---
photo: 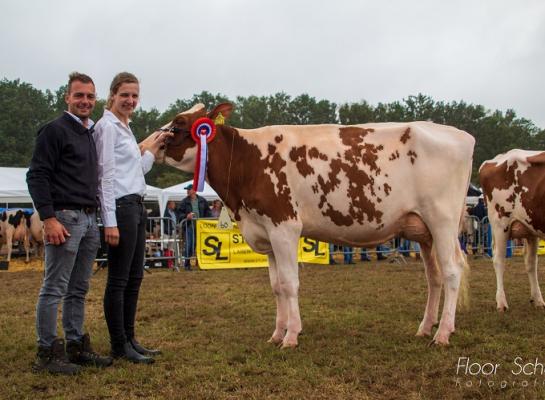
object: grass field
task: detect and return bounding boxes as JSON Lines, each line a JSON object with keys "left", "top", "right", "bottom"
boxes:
{"left": 2, "top": 256, "right": 545, "bottom": 399}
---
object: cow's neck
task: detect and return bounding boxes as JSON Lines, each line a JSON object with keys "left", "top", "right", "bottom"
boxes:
{"left": 206, "top": 125, "right": 243, "bottom": 213}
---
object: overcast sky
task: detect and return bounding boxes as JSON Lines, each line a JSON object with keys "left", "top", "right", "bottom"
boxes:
{"left": 1, "top": 0, "right": 544, "bottom": 128}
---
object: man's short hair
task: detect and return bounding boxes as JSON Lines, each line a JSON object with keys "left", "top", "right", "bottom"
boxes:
{"left": 67, "top": 72, "right": 95, "bottom": 93}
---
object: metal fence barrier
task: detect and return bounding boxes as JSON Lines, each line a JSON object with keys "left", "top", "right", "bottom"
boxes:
{"left": 330, "top": 216, "right": 524, "bottom": 264}
{"left": 91, "top": 215, "right": 526, "bottom": 271}
{"left": 95, "top": 216, "right": 180, "bottom": 273}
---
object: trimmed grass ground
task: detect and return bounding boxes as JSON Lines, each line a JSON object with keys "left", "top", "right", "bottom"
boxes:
{"left": 2, "top": 256, "right": 545, "bottom": 399}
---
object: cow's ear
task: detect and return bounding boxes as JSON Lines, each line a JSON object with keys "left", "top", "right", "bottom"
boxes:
{"left": 208, "top": 103, "right": 233, "bottom": 123}
{"left": 527, "top": 152, "right": 545, "bottom": 165}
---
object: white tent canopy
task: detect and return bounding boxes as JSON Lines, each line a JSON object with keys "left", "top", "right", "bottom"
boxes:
{"left": 160, "top": 179, "right": 220, "bottom": 215}
{"left": 0, "top": 167, "right": 32, "bottom": 203}
{"left": 0, "top": 167, "right": 163, "bottom": 209}
{"left": 162, "top": 180, "right": 220, "bottom": 202}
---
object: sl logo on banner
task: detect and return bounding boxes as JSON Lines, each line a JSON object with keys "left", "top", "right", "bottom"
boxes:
{"left": 195, "top": 220, "right": 329, "bottom": 269}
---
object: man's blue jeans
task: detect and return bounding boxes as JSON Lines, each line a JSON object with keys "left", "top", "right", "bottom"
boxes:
{"left": 36, "top": 210, "right": 100, "bottom": 347}
{"left": 184, "top": 222, "right": 195, "bottom": 270}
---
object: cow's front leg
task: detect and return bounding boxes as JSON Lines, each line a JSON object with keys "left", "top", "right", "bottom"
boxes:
{"left": 267, "top": 253, "right": 288, "bottom": 345}
{"left": 6, "top": 236, "right": 12, "bottom": 262}
{"left": 492, "top": 227, "right": 509, "bottom": 312}
{"left": 24, "top": 235, "right": 30, "bottom": 263}
{"left": 269, "top": 227, "right": 302, "bottom": 348}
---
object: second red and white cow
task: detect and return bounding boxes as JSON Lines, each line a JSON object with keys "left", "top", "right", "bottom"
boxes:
{"left": 156, "top": 103, "right": 475, "bottom": 346}
{"left": 480, "top": 149, "right": 545, "bottom": 311}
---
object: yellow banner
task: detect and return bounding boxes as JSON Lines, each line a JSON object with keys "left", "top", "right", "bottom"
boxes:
{"left": 195, "top": 220, "right": 329, "bottom": 269}
{"left": 539, "top": 240, "right": 545, "bottom": 256}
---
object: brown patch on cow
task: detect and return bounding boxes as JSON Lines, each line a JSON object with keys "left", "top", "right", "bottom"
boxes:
{"left": 274, "top": 135, "right": 283, "bottom": 143}
{"left": 206, "top": 126, "right": 296, "bottom": 225}
{"left": 407, "top": 150, "right": 418, "bottom": 164}
{"left": 314, "top": 127, "right": 385, "bottom": 226}
{"left": 384, "top": 183, "right": 392, "bottom": 196}
{"left": 480, "top": 161, "right": 518, "bottom": 203}
{"left": 518, "top": 161, "right": 545, "bottom": 233}
{"left": 289, "top": 145, "right": 315, "bottom": 177}
{"left": 268, "top": 144, "right": 276, "bottom": 155}
{"left": 389, "top": 150, "right": 400, "bottom": 161}
{"left": 506, "top": 192, "right": 516, "bottom": 203}
{"left": 481, "top": 157, "right": 545, "bottom": 233}
{"left": 494, "top": 203, "right": 511, "bottom": 219}
{"left": 308, "top": 147, "right": 328, "bottom": 161}
{"left": 400, "top": 128, "right": 411, "bottom": 144}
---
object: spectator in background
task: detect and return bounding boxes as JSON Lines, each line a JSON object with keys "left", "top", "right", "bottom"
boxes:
{"left": 163, "top": 201, "right": 177, "bottom": 250}
{"left": 470, "top": 197, "right": 487, "bottom": 221}
{"left": 176, "top": 184, "right": 212, "bottom": 270}
{"left": 470, "top": 196, "right": 488, "bottom": 254}
{"left": 360, "top": 246, "right": 388, "bottom": 262}
{"left": 210, "top": 200, "right": 223, "bottom": 218}
{"left": 343, "top": 246, "right": 355, "bottom": 264}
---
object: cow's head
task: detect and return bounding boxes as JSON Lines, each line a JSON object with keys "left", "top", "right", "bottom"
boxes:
{"left": 154, "top": 103, "right": 233, "bottom": 172}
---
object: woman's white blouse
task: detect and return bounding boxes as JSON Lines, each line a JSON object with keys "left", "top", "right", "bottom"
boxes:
{"left": 93, "top": 109, "right": 154, "bottom": 227}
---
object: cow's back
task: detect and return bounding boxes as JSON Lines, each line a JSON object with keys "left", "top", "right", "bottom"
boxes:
{"left": 480, "top": 149, "right": 545, "bottom": 237}
{"left": 236, "top": 121, "right": 474, "bottom": 244}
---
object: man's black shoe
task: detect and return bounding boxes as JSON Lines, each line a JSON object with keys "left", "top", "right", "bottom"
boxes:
{"left": 66, "top": 333, "right": 113, "bottom": 368}
{"left": 111, "top": 342, "right": 155, "bottom": 364}
{"left": 32, "top": 338, "right": 81, "bottom": 375}
{"left": 129, "top": 337, "right": 162, "bottom": 356}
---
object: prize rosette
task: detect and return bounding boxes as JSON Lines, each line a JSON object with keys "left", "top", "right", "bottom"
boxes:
{"left": 191, "top": 117, "right": 217, "bottom": 192}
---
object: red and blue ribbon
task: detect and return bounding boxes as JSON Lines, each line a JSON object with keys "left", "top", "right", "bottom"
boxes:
{"left": 191, "top": 117, "right": 217, "bottom": 192}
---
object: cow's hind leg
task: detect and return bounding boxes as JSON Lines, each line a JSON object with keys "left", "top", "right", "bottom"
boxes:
{"left": 524, "top": 236, "right": 544, "bottom": 308}
{"left": 399, "top": 214, "right": 440, "bottom": 337}
{"left": 430, "top": 229, "right": 466, "bottom": 345}
{"left": 416, "top": 241, "right": 441, "bottom": 337}
{"left": 267, "top": 253, "right": 289, "bottom": 345}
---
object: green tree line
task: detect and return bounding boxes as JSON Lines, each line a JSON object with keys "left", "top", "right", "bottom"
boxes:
{"left": 1, "top": 78, "right": 543, "bottom": 187}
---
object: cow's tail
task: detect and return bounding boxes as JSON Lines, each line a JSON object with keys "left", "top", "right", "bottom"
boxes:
{"left": 456, "top": 153, "right": 473, "bottom": 311}
{"left": 456, "top": 243, "right": 470, "bottom": 310}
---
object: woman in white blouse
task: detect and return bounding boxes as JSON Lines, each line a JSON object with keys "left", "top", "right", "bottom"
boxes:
{"left": 93, "top": 72, "right": 169, "bottom": 364}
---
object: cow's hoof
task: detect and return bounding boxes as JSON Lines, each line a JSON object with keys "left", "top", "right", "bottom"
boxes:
{"left": 428, "top": 338, "right": 450, "bottom": 347}
{"left": 530, "top": 299, "right": 545, "bottom": 309}
{"left": 431, "top": 330, "right": 451, "bottom": 346}
{"left": 497, "top": 305, "right": 508, "bottom": 313}
{"left": 281, "top": 341, "right": 298, "bottom": 349}
{"left": 267, "top": 336, "right": 283, "bottom": 346}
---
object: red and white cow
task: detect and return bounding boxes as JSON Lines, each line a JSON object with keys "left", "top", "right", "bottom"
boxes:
{"left": 0, "top": 210, "right": 31, "bottom": 262}
{"left": 155, "top": 103, "right": 475, "bottom": 346}
{"left": 480, "top": 149, "right": 545, "bottom": 311}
